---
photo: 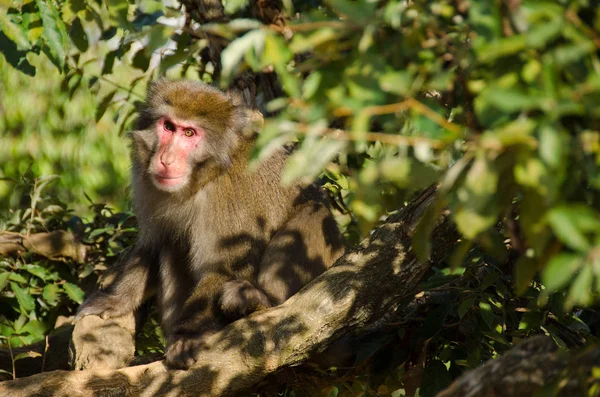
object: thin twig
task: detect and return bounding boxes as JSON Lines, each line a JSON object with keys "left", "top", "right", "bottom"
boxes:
{"left": 289, "top": 21, "right": 349, "bottom": 32}
{"left": 293, "top": 123, "right": 449, "bottom": 149}
{"left": 41, "top": 336, "right": 48, "bottom": 373}
{"left": 8, "top": 338, "right": 14, "bottom": 381}
{"left": 332, "top": 98, "right": 463, "bottom": 135}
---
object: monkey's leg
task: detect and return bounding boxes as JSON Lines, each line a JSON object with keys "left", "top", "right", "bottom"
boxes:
{"left": 76, "top": 246, "right": 157, "bottom": 320}
{"left": 219, "top": 279, "right": 273, "bottom": 320}
{"left": 258, "top": 203, "right": 345, "bottom": 304}
{"left": 163, "top": 271, "right": 236, "bottom": 369}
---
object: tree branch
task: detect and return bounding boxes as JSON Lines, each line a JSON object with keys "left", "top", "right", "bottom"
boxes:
{"left": 437, "top": 335, "right": 600, "bottom": 397}
{"left": 0, "top": 231, "right": 86, "bottom": 263}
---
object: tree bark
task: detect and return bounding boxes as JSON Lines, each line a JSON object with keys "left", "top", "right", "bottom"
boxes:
{"left": 437, "top": 335, "right": 600, "bottom": 397}
{"left": 0, "top": 186, "right": 460, "bottom": 396}
{"left": 0, "top": 231, "right": 86, "bottom": 262}
{"left": 69, "top": 314, "right": 136, "bottom": 371}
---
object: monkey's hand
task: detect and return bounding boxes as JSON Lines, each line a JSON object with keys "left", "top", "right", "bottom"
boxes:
{"left": 76, "top": 292, "right": 132, "bottom": 321}
{"left": 165, "top": 333, "right": 213, "bottom": 369}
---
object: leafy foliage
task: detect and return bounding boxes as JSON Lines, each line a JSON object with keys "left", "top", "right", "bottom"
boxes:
{"left": 1, "top": 0, "right": 600, "bottom": 394}
{"left": 0, "top": 174, "right": 136, "bottom": 348}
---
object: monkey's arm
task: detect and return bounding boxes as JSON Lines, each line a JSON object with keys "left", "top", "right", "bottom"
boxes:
{"left": 76, "top": 245, "right": 157, "bottom": 320}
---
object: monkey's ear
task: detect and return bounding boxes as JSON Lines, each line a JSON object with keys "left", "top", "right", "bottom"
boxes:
{"left": 225, "top": 89, "right": 247, "bottom": 108}
{"left": 247, "top": 110, "right": 264, "bottom": 136}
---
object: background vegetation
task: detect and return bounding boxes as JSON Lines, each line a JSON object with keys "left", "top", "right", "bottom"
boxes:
{"left": 1, "top": 0, "right": 599, "bottom": 395}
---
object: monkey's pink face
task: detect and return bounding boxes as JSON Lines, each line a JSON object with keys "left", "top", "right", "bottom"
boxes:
{"left": 150, "top": 118, "right": 205, "bottom": 192}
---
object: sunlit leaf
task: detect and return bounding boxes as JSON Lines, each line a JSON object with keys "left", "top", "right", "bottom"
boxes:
{"left": 479, "top": 301, "right": 494, "bottom": 329}
{"left": 221, "top": 29, "right": 265, "bottom": 85}
{"left": 567, "top": 264, "right": 593, "bottom": 307}
{"left": 10, "top": 282, "right": 35, "bottom": 313}
{"left": 0, "top": 272, "right": 10, "bottom": 292}
{"left": 36, "top": 0, "right": 70, "bottom": 71}
{"left": 0, "top": 12, "right": 30, "bottom": 50}
{"left": 43, "top": 284, "right": 60, "bottom": 306}
{"left": 14, "top": 351, "right": 42, "bottom": 361}
{"left": 24, "top": 265, "right": 48, "bottom": 281}
{"left": 547, "top": 206, "right": 600, "bottom": 252}
{"left": 63, "top": 282, "right": 85, "bottom": 304}
{"left": 542, "top": 253, "right": 582, "bottom": 291}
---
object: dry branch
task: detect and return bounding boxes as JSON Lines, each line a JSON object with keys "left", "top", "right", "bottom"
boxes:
{"left": 0, "top": 186, "right": 459, "bottom": 396}
{"left": 0, "top": 231, "right": 86, "bottom": 262}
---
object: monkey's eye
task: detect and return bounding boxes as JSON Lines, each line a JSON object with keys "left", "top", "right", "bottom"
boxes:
{"left": 183, "top": 128, "right": 195, "bottom": 137}
{"left": 164, "top": 120, "right": 176, "bottom": 132}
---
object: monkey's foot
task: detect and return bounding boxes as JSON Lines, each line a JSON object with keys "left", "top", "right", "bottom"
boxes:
{"left": 165, "top": 335, "right": 210, "bottom": 369}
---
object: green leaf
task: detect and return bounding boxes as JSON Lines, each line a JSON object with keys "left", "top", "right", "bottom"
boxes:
{"left": 89, "top": 226, "right": 115, "bottom": 239}
{"left": 8, "top": 272, "right": 28, "bottom": 284}
{"left": 221, "top": 29, "right": 266, "bottom": 85}
{"left": 36, "top": 0, "right": 70, "bottom": 71}
{"left": 379, "top": 70, "right": 414, "bottom": 96}
{"left": 479, "top": 301, "right": 494, "bottom": 329}
{"left": 553, "top": 41, "right": 595, "bottom": 66}
{"left": 10, "top": 282, "right": 35, "bottom": 313}
{"left": 106, "top": 0, "right": 130, "bottom": 27}
{"left": 539, "top": 125, "right": 566, "bottom": 169}
{"left": 63, "top": 282, "right": 85, "bottom": 304}
{"left": 412, "top": 196, "right": 446, "bottom": 262}
{"left": 525, "top": 16, "right": 562, "bottom": 49}
{"left": 326, "top": 0, "right": 376, "bottom": 25}
{"left": 20, "top": 320, "right": 47, "bottom": 340}
{"left": 542, "top": 253, "right": 582, "bottom": 291}
{"left": 0, "top": 272, "right": 10, "bottom": 292}
{"left": 23, "top": 265, "right": 48, "bottom": 281}
{"left": 380, "top": 157, "right": 411, "bottom": 187}
{"left": 477, "top": 36, "right": 526, "bottom": 63}
{"left": 458, "top": 297, "right": 475, "bottom": 319}
{"left": 14, "top": 351, "right": 42, "bottom": 361}
{"left": 515, "top": 257, "right": 537, "bottom": 295}
{"left": 261, "top": 33, "right": 293, "bottom": 69}
{"left": 0, "top": 12, "right": 31, "bottom": 51}
{"left": 455, "top": 209, "right": 497, "bottom": 240}
{"left": 283, "top": 136, "right": 346, "bottom": 185}
{"left": 43, "top": 284, "right": 60, "bottom": 306}
{"left": 547, "top": 206, "right": 600, "bottom": 252}
{"left": 518, "top": 311, "right": 543, "bottom": 330}
{"left": 224, "top": 0, "right": 248, "bottom": 15}
{"left": 567, "top": 264, "right": 593, "bottom": 307}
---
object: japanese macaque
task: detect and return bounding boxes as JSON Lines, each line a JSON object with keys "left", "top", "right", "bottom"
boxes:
{"left": 76, "top": 80, "right": 345, "bottom": 369}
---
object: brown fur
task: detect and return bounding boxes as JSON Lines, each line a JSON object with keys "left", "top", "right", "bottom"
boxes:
{"left": 77, "top": 80, "right": 345, "bottom": 369}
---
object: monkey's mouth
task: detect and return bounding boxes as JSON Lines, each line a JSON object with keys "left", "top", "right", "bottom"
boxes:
{"left": 153, "top": 174, "right": 187, "bottom": 188}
